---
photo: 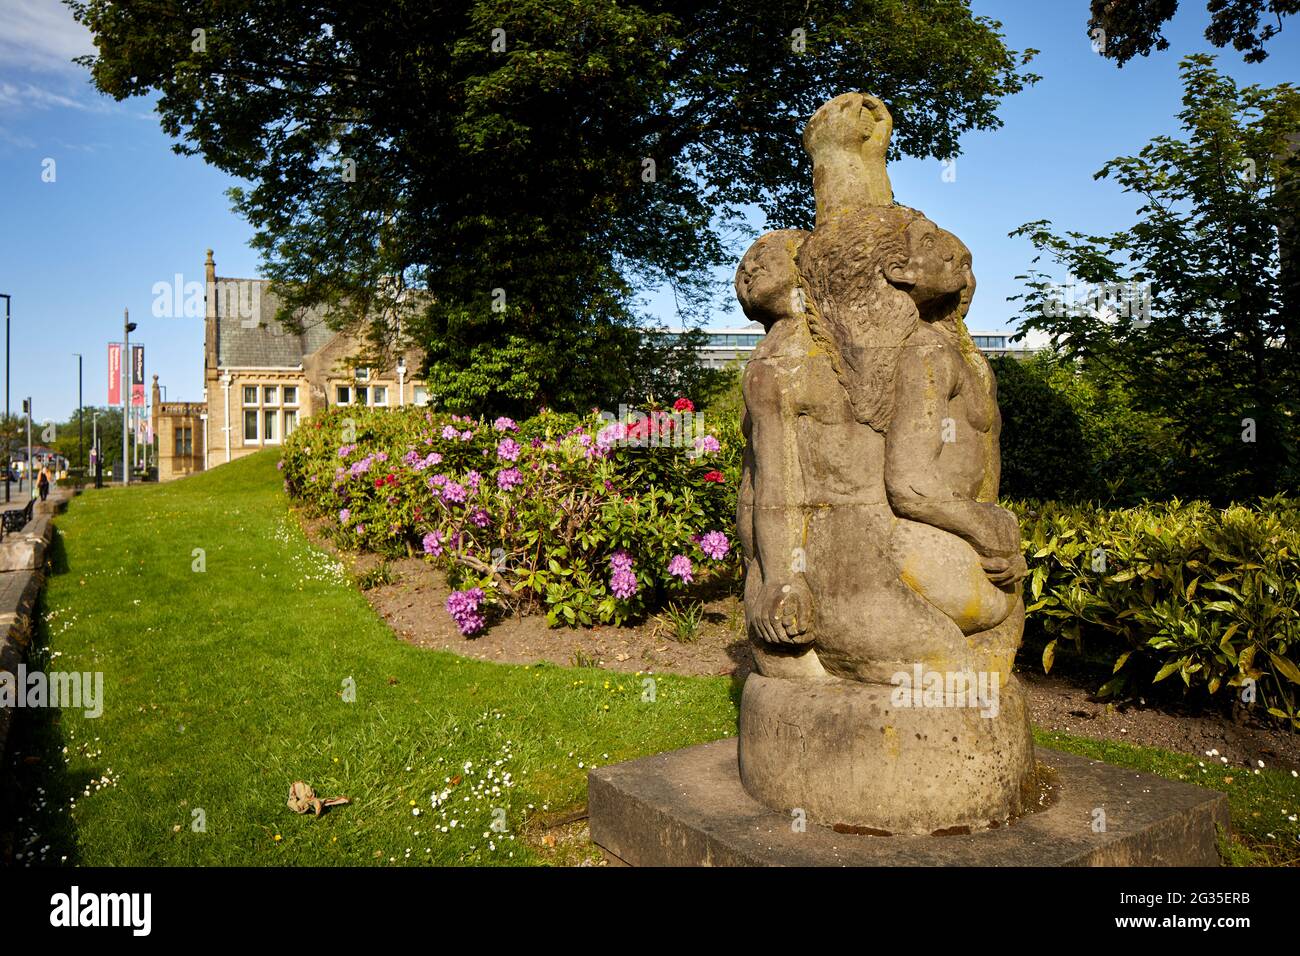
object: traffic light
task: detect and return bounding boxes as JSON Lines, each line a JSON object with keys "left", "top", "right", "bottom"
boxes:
{"left": 21, "top": 399, "right": 28, "bottom": 415}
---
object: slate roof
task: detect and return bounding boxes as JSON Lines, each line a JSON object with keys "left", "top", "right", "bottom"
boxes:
{"left": 213, "top": 277, "right": 338, "bottom": 368}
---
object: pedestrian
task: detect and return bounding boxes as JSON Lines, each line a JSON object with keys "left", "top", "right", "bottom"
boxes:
{"left": 37, "top": 461, "right": 51, "bottom": 502}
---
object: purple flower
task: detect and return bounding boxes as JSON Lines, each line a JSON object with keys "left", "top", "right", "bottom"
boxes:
{"left": 429, "top": 473, "right": 448, "bottom": 487}
{"left": 470, "top": 509, "right": 490, "bottom": 528}
{"left": 441, "top": 481, "right": 467, "bottom": 505}
{"left": 609, "top": 548, "right": 633, "bottom": 573}
{"left": 497, "top": 467, "right": 522, "bottom": 491}
{"left": 694, "top": 434, "right": 721, "bottom": 454}
{"left": 698, "top": 531, "right": 730, "bottom": 561}
{"left": 349, "top": 456, "right": 373, "bottom": 478}
{"left": 446, "top": 588, "right": 486, "bottom": 636}
{"left": 426, "top": 452, "right": 442, "bottom": 467}
{"left": 339, "top": 508, "right": 351, "bottom": 525}
{"left": 465, "top": 470, "right": 481, "bottom": 491}
{"left": 276, "top": 459, "right": 285, "bottom": 471}
{"left": 610, "top": 567, "right": 638, "bottom": 600}
{"left": 493, "top": 417, "right": 518, "bottom": 432}
{"left": 402, "top": 449, "right": 421, "bottom": 467}
{"left": 460, "top": 430, "right": 474, "bottom": 441}
{"left": 354, "top": 524, "right": 365, "bottom": 535}
{"left": 422, "top": 531, "right": 444, "bottom": 556}
{"left": 337, "top": 444, "right": 356, "bottom": 458}
{"left": 441, "top": 425, "right": 458, "bottom": 440}
{"left": 497, "top": 438, "right": 521, "bottom": 462}
{"left": 667, "top": 554, "right": 694, "bottom": 583}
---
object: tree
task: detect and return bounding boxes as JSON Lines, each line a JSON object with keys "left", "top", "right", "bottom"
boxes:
{"left": 990, "top": 355, "right": 1088, "bottom": 501}
{"left": 71, "top": 0, "right": 1037, "bottom": 414}
{"left": 1089, "top": 0, "right": 1298, "bottom": 66}
{"left": 1010, "top": 55, "right": 1300, "bottom": 502}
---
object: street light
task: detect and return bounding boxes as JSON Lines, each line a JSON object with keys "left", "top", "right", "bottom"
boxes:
{"left": 0, "top": 292, "right": 9, "bottom": 503}
{"left": 73, "top": 352, "right": 83, "bottom": 481}
{"left": 123, "top": 309, "right": 136, "bottom": 485}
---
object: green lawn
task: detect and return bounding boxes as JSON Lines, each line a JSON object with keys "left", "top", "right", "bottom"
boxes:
{"left": 2, "top": 451, "right": 736, "bottom": 865}
{"left": 1, "top": 449, "right": 1295, "bottom": 865}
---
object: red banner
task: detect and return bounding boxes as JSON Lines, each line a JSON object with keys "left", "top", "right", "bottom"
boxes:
{"left": 108, "top": 343, "right": 122, "bottom": 407}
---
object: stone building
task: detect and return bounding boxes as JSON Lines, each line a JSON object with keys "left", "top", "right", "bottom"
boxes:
{"left": 151, "top": 250, "right": 428, "bottom": 480}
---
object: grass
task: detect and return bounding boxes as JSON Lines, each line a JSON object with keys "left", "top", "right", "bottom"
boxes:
{"left": 1, "top": 448, "right": 1295, "bottom": 866}
{"left": 1033, "top": 730, "right": 1300, "bottom": 866}
{"left": 0, "top": 451, "right": 736, "bottom": 865}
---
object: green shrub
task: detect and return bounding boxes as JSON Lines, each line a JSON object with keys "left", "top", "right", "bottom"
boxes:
{"left": 1010, "top": 497, "right": 1300, "bottom": 725}
{"left": 280, "top": 400, "right": 742, "bottom": 634}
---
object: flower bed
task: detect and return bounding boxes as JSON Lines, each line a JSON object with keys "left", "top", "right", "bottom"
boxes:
{"left": 279, "top": 401, "right": 742, "bottom": 634}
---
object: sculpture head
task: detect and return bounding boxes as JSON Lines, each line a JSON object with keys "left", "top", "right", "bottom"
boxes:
{"left": 735, "top": 229, "right": 810, "bottom": 330}
{"left": 798, "top": 205, "right": 975, "bottom": 430}
{"left": 889, "top": 217, "right": 973, "bottom": 309}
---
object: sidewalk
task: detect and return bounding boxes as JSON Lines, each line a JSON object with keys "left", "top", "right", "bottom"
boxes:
{"left": 0, "top": 486, "right": 75, "bottom": 766}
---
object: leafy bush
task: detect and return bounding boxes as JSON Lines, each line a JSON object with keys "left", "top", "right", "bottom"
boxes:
{"left": 1011, "top": 497, "right": 1300, "bottom": 726}
{"left": 993, "top": 351, "right": 1181, "bottom": 503}
{"left": 280, "top": 400, "right": 741, "bottom": 633}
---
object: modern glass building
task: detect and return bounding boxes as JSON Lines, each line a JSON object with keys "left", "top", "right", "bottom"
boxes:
{"left": 674, "top": 322, "right": 1041, "bottom": 369}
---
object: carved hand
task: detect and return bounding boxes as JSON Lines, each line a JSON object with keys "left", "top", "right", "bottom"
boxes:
{"left": 750, "top": 577, "right": 815, "bottom": 646}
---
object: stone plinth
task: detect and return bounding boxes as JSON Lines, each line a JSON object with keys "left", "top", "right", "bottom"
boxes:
{"left": 588, "top": 737, "right": 1228, "bottom": 867}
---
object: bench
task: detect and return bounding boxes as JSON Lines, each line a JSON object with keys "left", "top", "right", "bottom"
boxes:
{"left": 0, "top": 498, "right": 35, "bottom": 537}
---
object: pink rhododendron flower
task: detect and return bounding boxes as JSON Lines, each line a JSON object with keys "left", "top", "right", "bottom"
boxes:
{"left": 446, "top": 588, "right": 486, "bottom": 635}
{"left": 497, "top": 438, "right": 521, "bottom": 461}
{"left": 667, "top": 554, "right": 693, "bottom": 583}
{"left": 497, "top": 467, "right": 522, "bottom": 490}
{"left": 698, "top": 531, "right": 730, "bottom": 560}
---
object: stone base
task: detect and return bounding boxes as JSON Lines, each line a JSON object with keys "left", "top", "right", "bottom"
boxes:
{"left": 588, "top": 738, "right": 1228, "bottom": 866}
{"left": 739, "top": 673, "right": 1035, "bottom": 835}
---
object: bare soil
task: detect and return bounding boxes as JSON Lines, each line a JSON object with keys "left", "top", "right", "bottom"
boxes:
{"left": 299, "top": 511, "right": 1300, "bottom": 773}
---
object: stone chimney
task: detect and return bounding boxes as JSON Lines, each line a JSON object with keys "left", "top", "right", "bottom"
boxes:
{"left": 203, "top": 248, "right": 218, "bottom": 372}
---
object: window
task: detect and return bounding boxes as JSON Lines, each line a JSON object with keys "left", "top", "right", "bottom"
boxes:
{"left": 243, "top": 409, "right": 259, "bottom": 443}
{"left": 174, "top": 427, "right": 185, "bottom": 457}
{"left": 263, "top": 385, "right": 279, "bottom": 406}
{"left": 371, "top": 385, "right": 388, "bottom": 406}
{"left": 243, "top": 385, "right": 258, "bottom": 405}
{"left": 284, "top": 409, "right": 298, "bottom": 437}
{"left": 413, "top": 385, "right": 430, "bottom": 407}
{"left": 183, "top": 426, "right": 193, "bottom": 456}
{"left": 263, "top": 409, "right": 279, "bottom": 444}
{"left": 283, "top": 386, "right": 298, "bottom": 406}
{"left": 355, "top": 386, "right": 369, "bottom": 406}
{"left": 336, "top": 385, "right": 351, "bottom": 405}
{"left": 355, "top": 367, "right": 371, "bottom": 382}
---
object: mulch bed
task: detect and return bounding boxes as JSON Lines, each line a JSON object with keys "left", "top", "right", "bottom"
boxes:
{"left": 298, "top": 509, "right": 1299, "bottom": 773}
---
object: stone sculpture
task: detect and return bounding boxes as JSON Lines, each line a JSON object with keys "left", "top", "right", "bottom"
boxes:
{"left": 735, "top": 93, "right": 1035, "bottom": 835}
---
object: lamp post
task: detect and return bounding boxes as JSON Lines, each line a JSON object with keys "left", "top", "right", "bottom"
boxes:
{"left": 1, "top": 292, "right": 9, "bottom": 503}
{"left": 73, "top": 352, "right": 83, "bottom": 480}
{"left": 123, "top": 309, "right": 136, "bottom": 484}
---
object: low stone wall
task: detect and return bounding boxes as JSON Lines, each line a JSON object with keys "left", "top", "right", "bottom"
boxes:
{"left": 0, "top": 489, "right": 74, "bottom": 764}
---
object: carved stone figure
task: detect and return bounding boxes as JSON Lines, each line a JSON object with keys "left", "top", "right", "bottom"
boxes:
{"left": 735, "top": 94, "right": 1035, "bottom": 835}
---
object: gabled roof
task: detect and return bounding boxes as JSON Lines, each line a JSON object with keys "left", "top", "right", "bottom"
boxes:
{"left": 214, "top": 278, "right": 338, "bottom": 368}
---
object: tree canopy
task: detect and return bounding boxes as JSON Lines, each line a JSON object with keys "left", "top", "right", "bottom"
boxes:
{"left": 1089, "top": 0, "right": 1298, "bottom": 66}
{"left": 1011, "top": 55, "right": 1300, "bottom": 501}
{"left": 71, "top": 0, "right": 1037, "bottom": 414}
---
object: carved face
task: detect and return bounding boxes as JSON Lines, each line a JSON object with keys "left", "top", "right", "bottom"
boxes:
{"left": 887, "top": 218, "right": 972, "bottom": 307}
{"left": 736, "top": 232, "right": 807, "bottom": 330}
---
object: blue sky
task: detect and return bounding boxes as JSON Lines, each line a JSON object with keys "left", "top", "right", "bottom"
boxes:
{"left": 0, "top": 1, "right": 1296, "bottom": 421}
